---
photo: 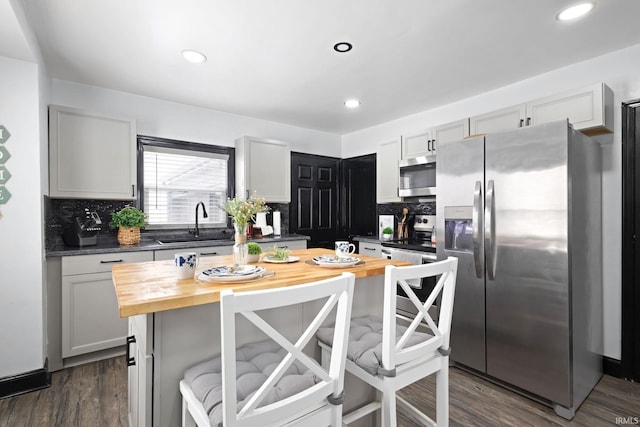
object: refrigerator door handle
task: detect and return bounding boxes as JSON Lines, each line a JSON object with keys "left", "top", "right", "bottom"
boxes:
{"left": 485, "top": 179, "right": 497, "bottom": 280}
{"left": 473, "top": 180, "right": 483, "bottom": 278}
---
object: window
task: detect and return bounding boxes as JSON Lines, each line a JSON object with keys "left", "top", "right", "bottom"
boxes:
{"left": 138, "top": 136, "right": 234, "bottom": 229}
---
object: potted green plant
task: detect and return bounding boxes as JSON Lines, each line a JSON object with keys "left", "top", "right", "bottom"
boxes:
{"left": 109, "top": 206, "right": 147, "bottom": 245}
{"left": 246, "top": 242, "right": 262, "bottom": 263}
{"left": 382, "top": 226, "right": 394, "bottom": 240}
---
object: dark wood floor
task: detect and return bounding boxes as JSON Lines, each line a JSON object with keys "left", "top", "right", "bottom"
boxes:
{"left": 0, "top": 357, "right": 127, "bottom": 427}
{"left": 398, "top": 367, "right": 640, "bottom": 426}
{"left": 1, "top": 356, "right": 638, "bottom": 426}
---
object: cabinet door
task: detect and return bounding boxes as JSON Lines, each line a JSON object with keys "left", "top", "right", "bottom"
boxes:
{"left": 402, "top": 130, "right": 432, "bottom": 159}
{"left": 127, "top": 322, "right": 140, "bottom": 427}
{"left": 358, "top": 242, "right": 382, "bottom": 258}
{"left": 236, "top": 137, "right": 291, "bottom": 202}
{"left": 376, "top": 139, "right": 401, "bottom": 203}
{"left": 49, "top": 105, "right": 136, "bottom": 200}
{"left": 62, "top": 272, "right": 128, "bottom": 357}
{"left": 527, "top": 82, "right": 613, "bottom": 134}
{"left": 431, "top": 118, "right": 470, "bottom": 149}
{"left": 128, "top": 316, "right": 153, "bottom": 427}
{"left": 154, "top": 245, "right": 234, "bottom": 261}
{"left": 470, "top": 104, "right": 526, "bottom": 135}
{"left": 258, "top": 240, "right": 307, "bottom": 252}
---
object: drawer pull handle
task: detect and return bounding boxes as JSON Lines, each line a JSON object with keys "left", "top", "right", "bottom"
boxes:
{"left": 364, "top": 247, "right": 376, "bottom": 250}
{"left": 126, "top": 335, "right": 136, "bottom": 367}
{"left": 100, "top": 259, "right": 124, "bottom": 264}
{"left": 200, "top": 252, "right": 218, "bottom": 256}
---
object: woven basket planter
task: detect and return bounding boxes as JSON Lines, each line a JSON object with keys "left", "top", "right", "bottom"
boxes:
{"left": 117, "top": 226, "right": 141, "bottom": 245}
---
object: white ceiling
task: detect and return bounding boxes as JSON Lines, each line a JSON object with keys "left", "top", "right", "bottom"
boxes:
{"left": 6, "top": 0, "right": 640, "bottom": 134}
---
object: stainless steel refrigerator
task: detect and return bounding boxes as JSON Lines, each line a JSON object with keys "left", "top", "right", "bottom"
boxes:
{"left": 436, "top": 120, "right": 603, "bottom": 419}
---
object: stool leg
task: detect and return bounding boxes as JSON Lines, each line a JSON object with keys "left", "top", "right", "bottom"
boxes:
{"left": 182, "top": 397, "right": 197, "bottom": 427}
{"left": 436, "top": 356, "right": 449, "bottom": 427}
{"left": 381, "top": 379, "right": 397, "bottom": 427}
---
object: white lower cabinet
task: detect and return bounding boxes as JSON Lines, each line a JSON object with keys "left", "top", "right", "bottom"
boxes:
{"left": 128, "top": 314, "right": 153, "bottom": 427}
{"left": 256, "top": 240, "right": 307, "bottom": 252}
{"left": 358, "top": 241, "right": 382, "bottom": 258}
{"left": 153, "top": 245, "right": 233, "bottom": 261}
{"left": 153, "top": 240, "right": 307, "bottom": 261}
{"left": 61, "top": 252, "right": 152, "bottom": 358}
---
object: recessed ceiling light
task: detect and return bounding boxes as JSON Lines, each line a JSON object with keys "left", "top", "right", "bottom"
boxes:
{"left": 333, "top": 42, "right": 353, "bottom": 53}
{"left": 557, "top": 2, "right": 594, "bottom": 21}
{"left": 181, "top": 49, "right": 207, "bottom": 64}
{"left": 344, "top": 99, "right": 361, "bottom": 108}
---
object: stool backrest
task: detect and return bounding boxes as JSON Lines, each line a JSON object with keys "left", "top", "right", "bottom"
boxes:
{"left": 220, "top": 272, "right": 355, "bottom": 427}
{"left": 382, "top": 257, "right": 458, "bottom": 370}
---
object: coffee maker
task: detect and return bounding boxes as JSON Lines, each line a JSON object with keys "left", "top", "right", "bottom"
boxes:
{"left": 63, "top": 209, "right": 103, "bottom": 247}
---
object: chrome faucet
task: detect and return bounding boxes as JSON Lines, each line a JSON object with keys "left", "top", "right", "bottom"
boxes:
{"left": 191, "top": 202, "right": 208, "bottom": 238}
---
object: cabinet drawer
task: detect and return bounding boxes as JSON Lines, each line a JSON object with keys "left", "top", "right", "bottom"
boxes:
{"left": 358, "top": 242, "right": 382, "bottom": 258}
{"left": 62, "top": 252, "right": 153, "bottom": 276}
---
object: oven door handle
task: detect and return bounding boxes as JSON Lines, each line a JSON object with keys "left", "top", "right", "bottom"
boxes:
{"left": 473, "top": 180, "right": 483, "bottom": 278}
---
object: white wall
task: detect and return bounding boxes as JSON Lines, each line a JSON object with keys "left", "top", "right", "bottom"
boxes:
{"left": 0, "top": 55, "right": 44, "bottom": 377}
{"left": 342, "top": 43, "right": 640, "bottom": 360}
{"left": 51, "top": 80, "right": 342, "bottom": 157}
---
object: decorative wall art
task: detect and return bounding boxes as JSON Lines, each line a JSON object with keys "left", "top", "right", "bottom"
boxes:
{"left": 0, "top": 124, "right": 11, "bottom": 220}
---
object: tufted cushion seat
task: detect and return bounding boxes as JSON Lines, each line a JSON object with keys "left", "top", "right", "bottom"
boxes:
{"left": 317, "top": 315, "right": 433, "bottom": 376}
{"left": 183, "top": 339, "right": 318, "bottom": 427}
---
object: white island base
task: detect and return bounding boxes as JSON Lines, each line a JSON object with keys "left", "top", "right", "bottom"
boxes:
{"left": 127, "top": 275, "right": 385, "bottom": 427}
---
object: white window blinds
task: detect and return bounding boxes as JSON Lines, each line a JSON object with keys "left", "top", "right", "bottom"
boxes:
{"left": 143, "top": 145, "right": 229, "bottom": 228}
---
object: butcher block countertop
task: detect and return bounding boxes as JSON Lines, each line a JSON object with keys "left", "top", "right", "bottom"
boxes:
{"left": 112, "top": 248, "right": 409, "bottom": 317}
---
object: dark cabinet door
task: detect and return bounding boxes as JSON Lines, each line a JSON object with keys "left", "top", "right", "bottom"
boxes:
{"left": 290, "top": 153, "right": 339, "bottom": 248}
{"left": 340, "top": 154, "right": 376, "bottom": 239}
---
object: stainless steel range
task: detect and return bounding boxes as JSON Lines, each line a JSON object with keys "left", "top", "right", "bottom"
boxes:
{"left": 381, "top": 214, "right": 438, "bottom": 319}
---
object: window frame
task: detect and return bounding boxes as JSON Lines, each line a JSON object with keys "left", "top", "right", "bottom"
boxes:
{"left": 137, "top": 135, "right": 235, "bottom": 230}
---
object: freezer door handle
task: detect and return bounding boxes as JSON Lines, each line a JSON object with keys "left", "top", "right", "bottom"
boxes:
{"left": 485, "top": 179, "right": 497, "bottom": 280}
{"left": 473, "top": 180, "right": 483, "bottom": 278}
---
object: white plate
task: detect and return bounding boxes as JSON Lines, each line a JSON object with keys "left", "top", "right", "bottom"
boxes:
{"left": 200, "top": 265, "right": 265, "bottom": 282}
{"left": 312, "top": 255, "right": 361, "bottom": 268}
{"left": 262, "top": 255, "right": 300, "bottom": 264}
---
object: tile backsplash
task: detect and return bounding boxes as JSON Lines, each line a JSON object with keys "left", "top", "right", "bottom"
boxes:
{"left": 377, "top": 200, "right": 435, "bottom": 216}
{"left": 376, "top": 200, "right": 436, "bottom": 232}
{"left": 44, "top": 196, "right": 134, "bottom": 248}
{"left": 44, "top": 196, "right": 291, "bottom": 249}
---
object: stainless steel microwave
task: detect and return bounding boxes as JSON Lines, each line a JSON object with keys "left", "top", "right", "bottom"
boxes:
{"left": 398, "top": 155, "right": 436, "bottom": 197}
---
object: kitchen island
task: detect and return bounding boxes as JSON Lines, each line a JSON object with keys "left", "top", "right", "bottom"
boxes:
{"left": 112, "top": 248, "right": 409, "bottom": 427}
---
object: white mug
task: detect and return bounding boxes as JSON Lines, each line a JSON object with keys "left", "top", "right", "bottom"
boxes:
{"left": 335, "top": 241, "right": 356, "bottom": 258}
{"left": 175, "top": 252, "right": 198, "bottom": 279}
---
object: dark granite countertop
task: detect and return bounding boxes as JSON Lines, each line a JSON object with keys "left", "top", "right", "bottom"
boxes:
{"left": 46, "top": 233, "right": 310, "bottom": 257}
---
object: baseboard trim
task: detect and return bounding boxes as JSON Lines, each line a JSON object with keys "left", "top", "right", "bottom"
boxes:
{"left": 603, "top": 355, "right": 623, "bottom": 378}
{"left": 0, "top": 359, "right": 51, "bottom": 399}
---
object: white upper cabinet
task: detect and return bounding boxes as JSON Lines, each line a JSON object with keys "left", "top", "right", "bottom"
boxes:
{"left": 377, "top": 139, "right": 401, "bottom": 203}
{"left": 469, "top": 104, "right": 527, "bottom": 135}
{"left": 470, "top": 83, "right": 614, "bottom": 137}
{"left": 402, "top": 119, "right": 469, "bottom": 159}
{"left": 235, "top": 136, "right": 291, "bottom": 202}
{"left": 431, "top": 118, "right": 470, "bottom": 148}
{"left": 527, "top": 82, "right": 613, "bottom": 135}
{"left": 49, "top": 105, "right": 137, "bottom": 199}
{"left": 402, "top": 130, "right": 433, "bottom": 159}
